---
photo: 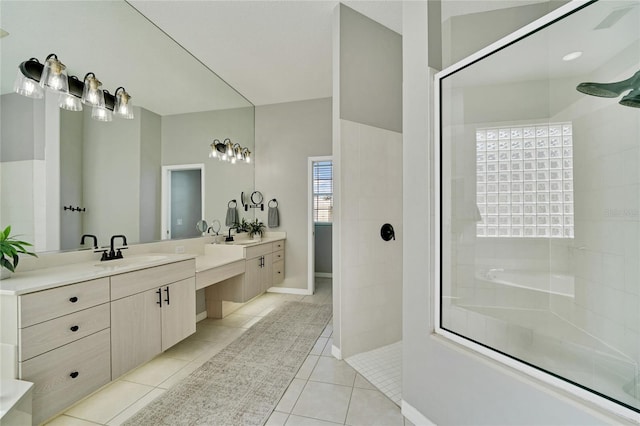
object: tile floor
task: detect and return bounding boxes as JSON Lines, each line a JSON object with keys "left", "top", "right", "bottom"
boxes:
{"left": 45, "top": 279, "right": 412, "bottom": 426}
{"left": 346, "top": 341, "right": 402, "bottom": 406}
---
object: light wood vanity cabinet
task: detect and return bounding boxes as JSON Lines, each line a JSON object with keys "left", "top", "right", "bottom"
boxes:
{"left": 8, "top": 277, "right": 112, "bottom": 425}
{"left": 110, "top": 260, "right": 196, "bottom": 379}
{"left": 244, "top": 240, "right": 285, "bottom": 300}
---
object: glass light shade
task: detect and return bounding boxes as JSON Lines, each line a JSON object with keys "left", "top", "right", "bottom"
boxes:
{"left": 234, "top": 145, "right": 243, "bottom": 160}
{"left": 40, "top": 55, "right": 68, "bottom": 93}
{"left": 231, "top": 156, "right": 237, "bottom": 164}
{"left": 91, "top": 106, "right": 112, "bottom": 122}
{"left": 59, "top": 93, "right": 83, "bottom": 111}
{"left": 243, "top": 149, "right": 251, "bottom": 164}
{"left": 82, "top": 74, "right": 105, "bottom": 107}
{"left": 114, "top": 88, "right": 134, "bottom": 119}
{"left": 14, "top": 72, "right": 43, "bottom": 99}
{"left": 209, "top": 142, "right": 218, "bottom": 158}
{"left": 225, "top": 141, "right": 233, "bottom": 157}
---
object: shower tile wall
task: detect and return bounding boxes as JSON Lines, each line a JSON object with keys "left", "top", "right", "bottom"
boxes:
{"left": 339, "top": 119, "right": 403, "bottom": 359}
{"left": 550, "top": 100, "right": 640, "bottom": 365}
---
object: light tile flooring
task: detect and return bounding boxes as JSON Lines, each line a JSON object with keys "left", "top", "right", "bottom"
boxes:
{"left": 46, "top": 279, "right": 411, "bottom": 426}
{"left": 346, "top": 341, "right": 402, "bottom": 406}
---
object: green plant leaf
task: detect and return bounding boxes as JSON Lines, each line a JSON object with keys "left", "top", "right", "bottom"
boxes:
{"left": 1, "top": 256, "right": 15, "bottom": 272}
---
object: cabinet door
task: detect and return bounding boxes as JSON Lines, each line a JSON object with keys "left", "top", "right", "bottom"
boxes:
{"left": 261, "top": 253, "right": 273, "bottom": 292}
{"left": 111, "top": 289, "right": 162, "bottom": 379}
{"left": 244, "top": 256, "right": 262, "bottom": 301}
{"left": 161, "top": 277, "right": 196, "bottom": 351}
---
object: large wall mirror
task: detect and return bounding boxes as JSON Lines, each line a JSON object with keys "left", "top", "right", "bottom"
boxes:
{"left": 0, "top": 1, "right": 255, "bottom": 253}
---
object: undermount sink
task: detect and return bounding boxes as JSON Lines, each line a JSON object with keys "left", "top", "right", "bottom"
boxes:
{"left": 230, "top": 239, "right": 261, "bottom": 245}
{"left": 94, "top": 254, "right": 173, "bottom": 268}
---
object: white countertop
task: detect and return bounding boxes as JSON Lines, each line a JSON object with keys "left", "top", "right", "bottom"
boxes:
{"left": 0, "top": 379, "right": 33, "bottom": 418}
{"left": 0, "top": 253, "right": 195, "bottom": 296}
{"left": 195, "top": 236, "right": 285, "bottom": 273}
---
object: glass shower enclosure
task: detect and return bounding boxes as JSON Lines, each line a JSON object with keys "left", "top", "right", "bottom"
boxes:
{"left": 435, "top": 0, "right": 640, "bottom": 419}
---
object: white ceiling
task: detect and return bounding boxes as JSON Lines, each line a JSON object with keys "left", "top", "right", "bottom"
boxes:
{"left": 129, "top": 0, "right": 403, "bottom": 107}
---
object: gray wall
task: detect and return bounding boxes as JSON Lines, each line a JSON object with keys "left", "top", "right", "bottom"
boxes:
{"left": 314, "top": 223, "right": 332, "bottom": 274}
{"left": 402, "top": 2, "right": 621, "bottom": 424}
{"left": 255, "top": 98, "right": 332, "bottom": 290}
{"left": 170, "top": 169, "right": 201, "bottom": 239}
{"left": 139, "top": 108, "right": 162, "bottom": 243}
{"left": 161, "top": 107, "right": 255, "bottom": 230}
{"left": 339, "top": 4, "right": 402, "bottom": 133}
{"left": 0, "top": 93, "right": 45, "bottom": 161}
{"left": 60, "top": 109, "right": 84, "bottom": 250}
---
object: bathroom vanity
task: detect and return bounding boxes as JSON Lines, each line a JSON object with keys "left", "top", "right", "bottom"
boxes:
{"left": 0, "top": 254, "right": 195, "bottom": 425}
{"left": 0, "top": 235, "right": 286, "bottom": 424}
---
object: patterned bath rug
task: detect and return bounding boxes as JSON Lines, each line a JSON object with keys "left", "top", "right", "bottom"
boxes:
{"left": 123, "top": 301, "right": 332, "bottom": 426}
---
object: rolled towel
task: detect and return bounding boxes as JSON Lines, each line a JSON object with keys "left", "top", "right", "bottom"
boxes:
{"left": 225, "top": 207, "right": 238, "bottom": 227}
{"left": 268, "top": 206, "right": 279, "bottom": 228}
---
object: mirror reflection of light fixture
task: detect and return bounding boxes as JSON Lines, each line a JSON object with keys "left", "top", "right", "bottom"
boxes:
{"left": 92, "top": 106, "right": 113, "bottom": 122}
{"left": 40, "top": 54, "right": 68, "bottom": 93}
{"left": 209, "top": 138, "right": 251, "bottom": 164}
{"left": 58, "top": 76, "right": 83, "bottom": 111}
{"left": 113, "top": 87, "right": 134, "bottom": 119}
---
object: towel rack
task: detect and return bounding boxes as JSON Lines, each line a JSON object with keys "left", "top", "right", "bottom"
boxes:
{"left": 268, "top": 199, "right": 278, "bottom": 208}
{"left": 228, "top": 199, "right": 237, "bottom": 208}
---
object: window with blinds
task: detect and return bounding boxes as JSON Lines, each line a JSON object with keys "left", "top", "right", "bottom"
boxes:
{"left": 313, "top": 160, "right": 333, "bottom": 223}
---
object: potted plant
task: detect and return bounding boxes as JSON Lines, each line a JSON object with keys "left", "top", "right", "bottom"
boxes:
{"left": 233, "top": 218, "right": 251, "bottom": 233}
{"left": 248, "top": 219, "right": 265, "bottom": 240}
{"left": 1, "top": 226, "right": 37, "bottom": 278}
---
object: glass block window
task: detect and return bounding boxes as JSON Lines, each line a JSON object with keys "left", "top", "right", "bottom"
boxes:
{"left": 313, "top": 160, "right": 333, "bottom": 223}
{"left": 476, "top": 123, "right": 574, "bottom": 238}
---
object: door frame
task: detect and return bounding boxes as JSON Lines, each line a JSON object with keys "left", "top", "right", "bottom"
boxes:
{"left": 308, "top": 156, "right": 333, "bottom": 295}
{"left": 161, "top": 164, "right": 205, "bottom": 240}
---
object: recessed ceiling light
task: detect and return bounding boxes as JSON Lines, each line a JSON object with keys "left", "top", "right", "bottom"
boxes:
{"left": 562, "top": 51, "right": 583, "bottom": 62}
{"left": 0, "top": 28, "right": 9, "bottom": 39}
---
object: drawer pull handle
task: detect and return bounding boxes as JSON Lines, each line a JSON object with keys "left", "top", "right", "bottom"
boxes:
{"left": 164, "top": 287, "right": 170, "bottom": 305}
{"left": 70, "top": 371, "right": 79, "bottom": 379}
{"left": 70, "top": 325, "right": 79, "bottom": 332}
{"left": 156, "top": 289, "right": 162, "bottom": 307}
{"left": 69, "top": 297, "right": 78, "bottom": 303}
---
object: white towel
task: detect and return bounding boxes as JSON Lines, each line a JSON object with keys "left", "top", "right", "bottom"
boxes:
{"left": 225, "top": 207, "right": 238, "bottom": 227}
{"left": 268, "top": 206, "right": 279, "bottom": 228}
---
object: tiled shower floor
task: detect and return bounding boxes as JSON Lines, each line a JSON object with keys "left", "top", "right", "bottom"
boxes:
{"left": 346, "top": 341, "right": 402, "bottom": 406}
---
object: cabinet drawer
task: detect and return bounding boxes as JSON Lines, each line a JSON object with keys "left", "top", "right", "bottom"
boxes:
{"left": 273, "top": 260, "right": 285, "bottom": 285}
{"left": 21, "top": 329, "right": 111, "bottom": 425}
{"left": 20, "top": 303, "right": 110, "bottom": 361}
{"left": 272, "top": 240, "right": 285, "bottom": 251}
{"left": 272, "top": 249, "right": 285, "bottom": 262}
{"left": 111, "top": 259, "right": 195, "bottom": 300}
{"left": 20, "top": 278, "right": 110, "bottom": 328}
{"left": 244, "top": 243, "right": 272, "bottom": 260}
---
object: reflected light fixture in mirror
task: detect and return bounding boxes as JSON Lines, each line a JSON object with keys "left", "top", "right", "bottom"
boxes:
{"left": 209, "top": 138, "right": 251, "bottom": 164}
{"left": 58, "top": 76, "right": 83, "bottom": 111}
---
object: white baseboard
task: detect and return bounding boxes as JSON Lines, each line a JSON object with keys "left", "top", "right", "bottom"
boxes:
{"left": 314, "top": 273, "right": 333, "bottom": 278}
{"left": 401, "top": 400, "right": 437, "bottom": 426}
{"left": 331, "top": 345, "right": 342, "bottom": 360}
{"left": 196, "top": 311, "right": 208, "bottom": 322}
{"left": 267, "top": 287, "right": 313, "bottom": 296}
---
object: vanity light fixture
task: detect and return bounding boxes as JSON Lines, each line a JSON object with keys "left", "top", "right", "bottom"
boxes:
{"left": 81, "top": 72, "right": 105, "bottom": 107}
{"left": 14, "top": 58, "right": 44, "bottom": 99}
{"left": 40, "top": 54, "right": 69, "bottom": 93}
{"left": 113, "top": 87, "right": 134, "bottom": 119}
{"left": 209, "top": 138, "right": 252, "bottom": 164}
{"left": 13, "top": 55, "right": 134, "bottom": 120}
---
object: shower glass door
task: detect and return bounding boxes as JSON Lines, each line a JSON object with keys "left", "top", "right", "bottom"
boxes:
{"left": 436, "top": 0, "right": 640, "bottom": 418}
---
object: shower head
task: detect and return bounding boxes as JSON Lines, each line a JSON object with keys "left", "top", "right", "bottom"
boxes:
{"left": 576, "top": 70, "right": 640, "bottom": 98}
{"left": 619, "top": 88, "right": 640, "bottom": 108}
